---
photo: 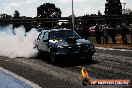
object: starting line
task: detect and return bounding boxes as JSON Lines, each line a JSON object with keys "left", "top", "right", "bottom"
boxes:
{"left": 0, "top": 67, "right": 41, "bottom": 88}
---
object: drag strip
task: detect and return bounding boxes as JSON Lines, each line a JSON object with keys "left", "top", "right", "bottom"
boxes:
{"left": 0, "top": 48, "right": 131, "bottom": 88}
{"left": 96, "top": 47, "right": 132, "bottom": 57}
{"left": 0, "top": 57, "right": 83, "bottom": 88}
{"left": 96, "top": 47, "right": 132, "bottom": 52}
{"left": 0, "top": 67, "right": 41, "bottom": 88}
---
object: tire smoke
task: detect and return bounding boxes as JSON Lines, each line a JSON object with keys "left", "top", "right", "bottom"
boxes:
{"left": 0, "top": 25, "right": 39, "bottom": 58}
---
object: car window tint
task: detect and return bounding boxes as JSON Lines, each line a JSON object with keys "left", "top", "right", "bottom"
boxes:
{"left": 43, "top": 32, "right": 48, "bottom": 40}
{"left": 37, "top": 32, "right": 42, "bottom": 40}
{"left": 49, "top": 30, "right": 80, "bottom": 39}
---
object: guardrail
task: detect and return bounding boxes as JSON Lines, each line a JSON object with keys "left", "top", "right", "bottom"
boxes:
{"left": 0, "top": 15, "right": 132, "bottom": 24}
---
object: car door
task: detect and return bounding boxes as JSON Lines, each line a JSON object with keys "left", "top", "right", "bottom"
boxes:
{"left": 35, "top": 32, "right": 43, "bottom": 50}
{"left": 40, "top": 31, "right": 49, "bottom": 52}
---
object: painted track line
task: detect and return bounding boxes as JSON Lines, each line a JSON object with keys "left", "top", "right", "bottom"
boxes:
{"left": 96, "top": 47, "right": 132, "bottom": 52}
{"left": 0, "top": 67, "right": 41, "bottom": 88}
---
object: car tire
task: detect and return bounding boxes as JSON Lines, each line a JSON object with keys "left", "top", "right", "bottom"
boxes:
{"left": 51, "top": 52, "right": 57, "bottom": 65}
{"left": 85, "top": 55, "right": 92, "bottom": 63}
{"left": 35, "top": 45, "right": 42, "bottom": 59}
{"left": 34, "top": 45, "right": 39, "bottom": 56}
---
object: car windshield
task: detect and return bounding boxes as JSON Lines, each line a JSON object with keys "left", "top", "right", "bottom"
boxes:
{"left": 49, "top": 30, "right": 80, "bottom": 39}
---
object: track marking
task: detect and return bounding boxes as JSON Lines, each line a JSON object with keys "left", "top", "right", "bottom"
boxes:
{"left": 0, "top": 67, "right": 41, "bottom": 88}
{"left": 96, "top": 47, "right": 132, "bottom": 52}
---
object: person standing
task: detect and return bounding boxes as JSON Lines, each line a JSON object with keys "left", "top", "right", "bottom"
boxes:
{"left": 120, "top": 24, "right": 129, "bottom": 44}
{"left": 108, "top": 24, "right": 116, "bottom": 44}
{"left": 103, "top": 25, "right": 109, "bottom": 44}
{"left": 95, "top": 24, "right": 102, "bottom": 44}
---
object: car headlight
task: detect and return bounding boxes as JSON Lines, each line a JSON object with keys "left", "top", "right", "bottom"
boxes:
{"left": 58, "top": 46, "right": 64, "bottom": 49}
{"left": 85, "top": 44, "right": 90, "bottom": 47}
{"left": 57, "top": 46, "right": 69, "bottom": 53}
{"left": 85, "top": 44, "right": 95, "bottom": 49}
{"left": 78, "top": 46, "right": 81, "bottom": 48}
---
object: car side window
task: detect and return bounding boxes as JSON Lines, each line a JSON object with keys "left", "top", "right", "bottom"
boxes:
{"left": 38, "top": 32, "right": 43, "bottom": 40}
{"left": 37, "top": 32, "right": 42, "bottom": 40}
{"left": 42, "top": 32, "right": 48, "bottom": 41}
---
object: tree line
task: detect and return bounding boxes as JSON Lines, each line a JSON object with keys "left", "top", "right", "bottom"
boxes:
{"left": 0, "top": 0, "right": 132, "bottom": 31}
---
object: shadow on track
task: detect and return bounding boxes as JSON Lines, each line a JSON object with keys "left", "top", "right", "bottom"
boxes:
{"left": 36, "top": 53, "right": 99, "bottom": 67}
{"left": 57, "top": 59, "right": 99, "bottom": 68}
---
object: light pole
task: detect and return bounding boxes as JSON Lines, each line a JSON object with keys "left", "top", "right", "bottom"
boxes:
{"left": 122, "top": 3, "right": 126, "bottom": 24}
{"left": 123, "top": 3, "right": 126, "bottom": 14}
{"left": 72, "top": 0, "right": 74, "bottom": 31}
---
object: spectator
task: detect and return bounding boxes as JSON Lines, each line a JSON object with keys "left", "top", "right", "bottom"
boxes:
{"left": 95, "top": 24, "right": 102, "bottom": 44}
{"left": 120, "top": 24, "right": 129, "bottom": 44}
{"left": 108, "top": 25, "right": 116, "bottom": 44}
{"left": 103, "top": 25, "right": 109, "bottom": 44}
{"left": 75, "top": 27, "right": 83, "bottom": 38}
{"left": 83, "top": 26, "right": 89, "bottom": 40}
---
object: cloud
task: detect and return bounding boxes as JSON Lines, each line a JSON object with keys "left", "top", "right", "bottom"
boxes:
{"left": 77, "top": 7, "right": 97, "bottom": 15}
{"left": 58, "top": 0, "right": 87, "bottom": 3}
{"left": 62, "top": 6, "right": 98, "bottom": 17}
{"left": 29, "top": 8, "right": 36, "bottom": 11}
{"left": 4, "top": 2, "right": 24, "bottom": 8}
{"left": 7, "top": 2, "right": 19, "bottom": 7}
{"left": 4, "top": 0, "right": 37, "bottom": 5}
{"left": 61, "top": 8, "right": 71, "bottom": 16}
{"left": 5, "top": 6, "right": 11, "bottom": 10}
{"left": 25, "top": 0, "right": 37, "bottom": 4}
{"left": 3, "top": 2, "right": 21, "bottom": 14}
{"left": 120, "top": 0, "right": 126, "bottom": 3}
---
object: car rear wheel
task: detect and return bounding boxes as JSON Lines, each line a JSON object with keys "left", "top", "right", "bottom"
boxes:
{"left": 34, "top": 45, "right": 40, "bottom": 56}
{"left": 35, "top": 45, "right": 43, "bottom": 59}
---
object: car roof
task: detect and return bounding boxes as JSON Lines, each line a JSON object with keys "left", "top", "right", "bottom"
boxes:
{"left": 41, "top": 29, "right": 72, "bottom": 32}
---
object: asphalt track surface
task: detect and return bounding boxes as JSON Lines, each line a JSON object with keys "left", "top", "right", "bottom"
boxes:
{"left": 0, "top": 48, "right": 131, "bottom": 88}
{"left": 0, "top": 67, "right": 41, "bottom": 88}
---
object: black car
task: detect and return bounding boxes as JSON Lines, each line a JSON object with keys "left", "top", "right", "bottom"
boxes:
{"left": 34, "top": 29, "right": 96, "bottom": 64}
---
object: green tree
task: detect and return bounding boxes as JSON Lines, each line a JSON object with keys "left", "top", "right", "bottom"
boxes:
{"left": 37, "top": 3, "right": 61, "bottom": 18}
{"left": 105, "top": 0, "right": 122, "bottom": 15}
{"left": 105, "top": 0, "right": 122, "bottom": 25}
{"left": 13, "top": 10, "right": 20, "bottom": 28}
{"left": 0, "top": 14, "right": 12, "bottom": 19}
{"left": 13, "top": 10, "right": 20, "bottom": 19}
{"left": 98, "top": 10, "right": 102, "bottom": 15}
{"left": 123, "top": 8, "right": 132, "bottom": 15}
{"left": 0, "top": 14, "right": 12, "bottom": 26}
{"left": 37, "top": 3, "right": 61, "bottom": 28}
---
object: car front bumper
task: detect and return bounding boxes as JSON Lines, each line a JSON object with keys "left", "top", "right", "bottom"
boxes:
{"left": 54, "top": 49, "right": 96, "bottom": 59}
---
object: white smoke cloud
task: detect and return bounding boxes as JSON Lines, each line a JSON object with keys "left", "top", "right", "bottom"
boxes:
{"left": 0, "top": 25, "right": 39, "bottom": 58}
{"left": 120, "top": 0, "right": 126, "bottom": 3}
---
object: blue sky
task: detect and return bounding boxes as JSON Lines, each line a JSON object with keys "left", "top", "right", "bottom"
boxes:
{"left": 0, "top": 0, "right": 131, "bottom": 17}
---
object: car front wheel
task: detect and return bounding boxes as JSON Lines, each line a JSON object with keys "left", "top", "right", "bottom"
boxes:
{"left": 50, "top": 52, "right": 57, "bottom": 65}
{"left": 85, "top": 55, "right": 92, "bottom": 63}
{"left": 34, "top": 45, "right": 41, "bottom": 58}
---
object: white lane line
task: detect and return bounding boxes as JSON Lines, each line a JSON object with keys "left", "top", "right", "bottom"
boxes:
{"left": 96, "top": 47, "right": 132, "bottom": 52}
{"left": 0, "top": 67, "right": 41, "bottom": 88}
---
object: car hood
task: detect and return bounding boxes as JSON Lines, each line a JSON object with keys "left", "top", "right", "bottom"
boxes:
{"left": 49, "top": 39, "right": 91, "bottom": 46}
